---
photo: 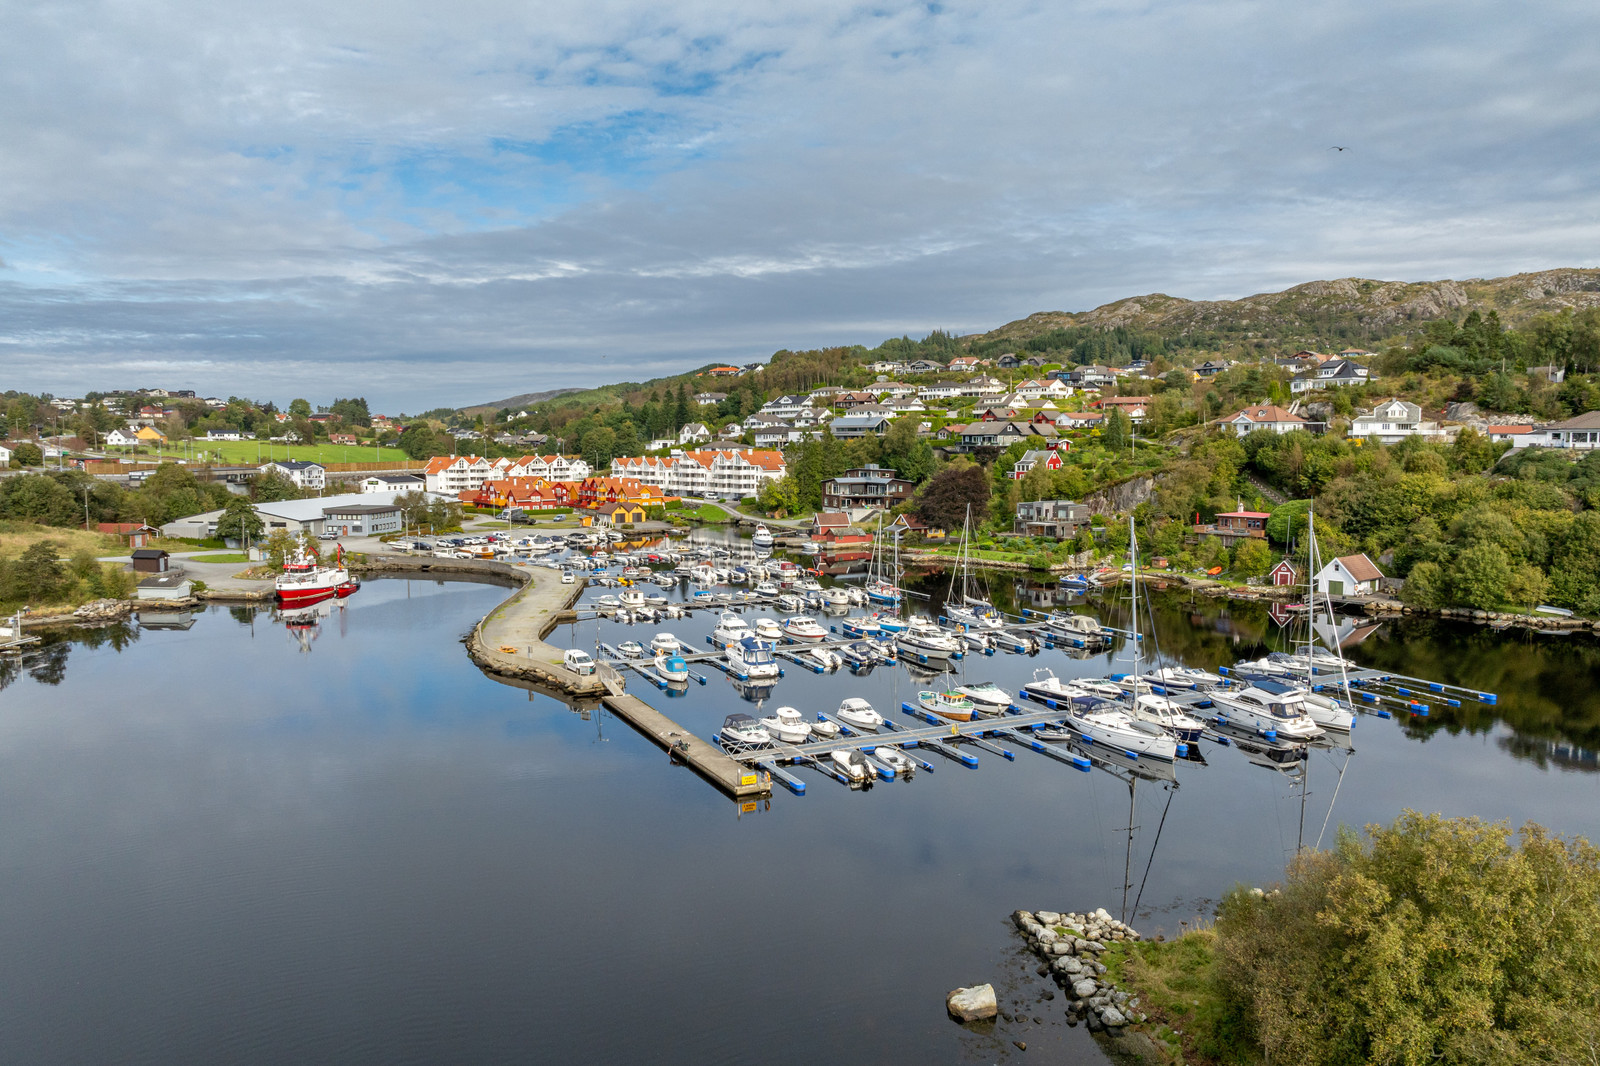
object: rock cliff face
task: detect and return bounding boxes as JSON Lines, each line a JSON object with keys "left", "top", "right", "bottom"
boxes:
{"left": 981, "top": 268, "right": 1600, "bottom": 348}
{"left": 1083, "top": 475, "right": 1156, "bottom": 516}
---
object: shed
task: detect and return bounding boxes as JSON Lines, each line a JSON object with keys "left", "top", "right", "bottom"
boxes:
{"left": 130, "top": 548, "right": 170, "bottom": 573}
{"left": 1313, "top": 554, "right": 1384, "bottom": 597}
{"left": 136, "top": 574, "right": 192, "bottom": 600}
{"left": 1268, "top": 559, "right": 1300, "bottom": 588}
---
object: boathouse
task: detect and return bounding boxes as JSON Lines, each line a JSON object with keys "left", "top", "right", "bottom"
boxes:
{"left": 1314, "top": 554, "right": 1384, "bottom": 597}
{"left": 130, "top": 548, "right": 170, "bottom": 574}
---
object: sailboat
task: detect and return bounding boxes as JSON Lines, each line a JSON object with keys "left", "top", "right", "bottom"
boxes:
{"left": 1110, "top": 516, "right": 1206, "bottom": 746}
{"left": 865, "top": 512, "right": 904, "bottom": 605}
{"left": 944, "top": 504, "right": 1005, "bottom": 629}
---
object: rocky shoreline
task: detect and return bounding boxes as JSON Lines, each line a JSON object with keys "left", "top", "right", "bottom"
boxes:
{"left": 1010, "top": 907, "right": 1148, "bottom": 1032}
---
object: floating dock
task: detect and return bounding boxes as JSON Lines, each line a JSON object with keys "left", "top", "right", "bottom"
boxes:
{"left": 599, "top": 692, "right": 771, "bottom": 798}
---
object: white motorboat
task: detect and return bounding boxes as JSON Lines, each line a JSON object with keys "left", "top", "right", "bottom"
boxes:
{"left": 753, "top": 581, "right": 780, "bottom": 597}
{"left": 839, "top": 642, "right": 878, "bottom": 668}
{"left": 822, "top": 587, "right": 853, "bottom": 608}
{"left": 782, "top": 616, "right": 827, "bottom": 642}
{"left": 751, "top": 524, "right": 774, "bottom": 549}
{"left": 955, "top": 681, "right": 1013, "bottom": 714}
{"left": 810, "top": 717, "right": 841, "bottom": 740}
{"left": 650, "top": 632, "right": 684, "bottom": 654}
{"left": 617, "top": 640, "right": 645, "bottom": 659}
{"left": 801, "top": 646, "right": 843, "bottom": 670}
{"left": 840, "top": 617, "right": 884, "bottom": 641}
{"left": 1126, "top": 692, "right": 1206, "bottom": 742}
{"left": 797, "top": 577, "right": 823, "bottom": 593}
{"left": 918, "top": 689, "right": 978, "bottom": 721}
{"left": 776, "top": 593, "right": 803, "bottom": 613}
{"left": 713, "top": 612, "right": 752, "bottom": 645}
{"left": 655, "top": 652, "right": 689, "bottom": 682}
{"left": 719, "top": 713, "right": 771, "bottom": 748}
{"left": 830, "top": 749, "right": 874, "bottom": 781}
{"left": 898, "top": 618, "right": 960, "bottom": 660}
{"left": 726, "top": 636, "right": 780, "bottom": 679}
{"left": 752, "top": 617, "right": 784, "bottom": 641}
{"left": 1046, "top": 611, "right": 1110, "bottom": 643}
{"left": 618, "top": 589, "right": 647, "bottom": 608}
{"left": 595, "top": 594, "right": 621, "bottom": 608}
{"left": 1022, "top": 669, "right": 1092, "bottom": 705}
{"left": 1067, "top": 703, "right": 1180, "bottom": 760}
{"left": 1228, "top": 674, "right": 1353, "bottom": 732}
{"left": 834, "top": 698, "right": 884, "bottom": 731}
{"left": 869, "top": 745, "right": 914, "bottom": 776}
{"left": 1210, "top": 686, "right": 1324, "bottom": 740}
{"left": 759, "top": 706, "right": 813, "bottom": 744}
{"left": 1148, "top": 665, "right": 1223, "bottom": 690}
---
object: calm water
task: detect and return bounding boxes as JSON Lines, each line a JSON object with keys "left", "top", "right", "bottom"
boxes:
{"left": 2, "top": 549, "right": 1597, "bottom": 1066}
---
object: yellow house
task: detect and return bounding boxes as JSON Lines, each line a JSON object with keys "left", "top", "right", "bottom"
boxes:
{"left": 590, "top": 501, "right": 647, "bottom": 526}
{"left": 135, "top": 426, "right": 167, "bottom": 444}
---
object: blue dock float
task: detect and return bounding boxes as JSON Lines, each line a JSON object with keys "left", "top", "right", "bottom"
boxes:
{"left": 1000, "top": 729, "right": 1092, "bottom": 770}
{"left": 926, "top": 741, "right": 980, "bottom": 768}
{"left": 757, "top": 759, "right": 807, "bottom": 794}
{"left": 963, "top": 734, "right": 1016, "bottom": 761}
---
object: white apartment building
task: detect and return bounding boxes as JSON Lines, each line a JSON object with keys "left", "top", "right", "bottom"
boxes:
{"left": 1348, "top": 399, "right": 1449, "bottom": 445}
{"left": 611, "top": 448, "right": 786, "bottom": 501}
{"left": 260, "top": 460, "right": 326, "bottom": 491}
{"left": 423, "top": 454, "right": 494, "bottom": 495}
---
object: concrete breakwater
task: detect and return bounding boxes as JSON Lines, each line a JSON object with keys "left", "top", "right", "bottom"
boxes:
{"left": 353, "top": 555, "right": 605, "bottom": 697}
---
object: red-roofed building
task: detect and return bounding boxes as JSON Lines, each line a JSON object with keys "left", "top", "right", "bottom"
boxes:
{"left": 609, "top": 448, "right": 785, "bottom": 500}
{"left": 1192, "top": 509, "right": 1271, "bottom": 545}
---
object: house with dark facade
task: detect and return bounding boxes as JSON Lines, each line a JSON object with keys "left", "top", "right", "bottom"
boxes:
{"left": 1014, "top": 499, "right": 1089, "bottom": 538}
{"left": 820, "top": 464, "right": 916, "bottom": 512}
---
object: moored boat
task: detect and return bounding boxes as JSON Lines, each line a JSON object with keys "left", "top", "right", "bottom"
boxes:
{"left": 725, "top": 636, "right": 780, "bottom": 679}
{"left": 759, "top": 705, "right": 812, "bottom": 744}
{"left": 781, "top": 615, "right": 827, "bottom": 642}
{"left": 918, "top": 689, "right": 978, "bottom": 721}
{"left": 834, "top": 697, "right": 884, "bottom": 731}
{"left": 955, "top": 680, "right": 1013, "bottom": 714}
{"left": 719, "top": 713, "right": 771, "bottom": 748}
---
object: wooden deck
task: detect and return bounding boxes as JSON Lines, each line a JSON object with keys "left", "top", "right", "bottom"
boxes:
{"left": 599, "top": 692, "right": 772, "bottom": 797}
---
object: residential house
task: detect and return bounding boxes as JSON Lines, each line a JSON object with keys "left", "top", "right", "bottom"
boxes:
{"left": 1193, "top": 510, "right": 1270, "bottom": 546}
{"left": 422, "top": 455, "right": 493, "bottom": 495}
{"left": 1314, "top": 553, "right": 1385, "bottom": 597}
{"left": 917, "top": 382, "right": 966, "bottom": 402}
{"left": 1290, "top": 357, "right": 1373, "bottom": 393}
{"left": 1216, "top": 404, "right": 1307, "bottom": 436}
{"left": 974, "top": 406, "right": 1021, "bottom": 422}
{"left": 1486, "top": 424, "right": 1534, "bottom": 446}
{"left": 204, "top": 428, "right": 243, "bottom": 441}
{"left": 694, "top": 391, "right": 728, "bottom": 405}
{"left": 1010, "top": 449, "right": 1064, "bottom": 480}
{"left": 260, "top": 459, "right": 326, "bottom": 491}
{"left": 1528, "top": 365, "right": 1566, "bottom": 384}
{"left": 829, "top": 414, "right": 893, "bottom": 439}
{"left": 1098, "top": 396, "right": 1152, "bottom": 423}
{"left": 995, "top": 352, "right": 1023, "bottom": 369}
{"left": 329, "top": 433, "right": 360, "bottom": 446}
{"left": 834, "top": 391, "right": 880, "bottom": 410}
{"left": 1069, "top": 365, "right": 1118, "bottom": 389}
{"left": 1348, "top": 399, "right": 1448, "bottom": 444}
{"left": 759, "top": 395, "right": 815, "bottom": 419}
{"left": 678, "top": 422, "right": 712, "bottom": 445}
{"left": 503, "top": 454, "right": 591, "bottom": 480}
{"left": 1193, "top": 360, "right": 1229, "bottom": 377}
{"left": 105, "top": 428, "right": 137, "bottom": 447}
{"left": 959, "top": 375, "right": 1007, "bottom": 398}
{"left": 1268, "top": 559, "right": 1300, "bottom": 588}
{"left": 872, "top": 381, "right": 919, "bottom": 399}
{"left": 0, "top": 443, "right": 11, "bottom": 464}
{"left": 948, "top": 355, "right": 982, "bottom": 371}
{"left": 705, "top": 366, "right": 741, "bottom": 377}
{"left": 820, "top": 464, "right": 915, "bottom": 512}
{"left": 1014, "top": 499, "right": 1090, "bottom": 538}
{"left": 752, "top": 425, "right": 807, "bottom": 448}
{"left": 135, "top": 426, "right": 167, "bottom": 445}
{"left": 1054, "top": 411, "right": 1103, "bottom": 430}
{"left": 884, "top": 398, "right": 927, "bottom": 416}
{"left": 361, "top": 474, "right": 425, "bottom": 494}
{"left": 869, "top": 360, "right": 908, "bottom": 374}
{"left": 905, "top": 359, "right": 946, "bottom": 375}
{"left": 719, "top": 421, "right": 745, "bottom": 439}
{"left": 1513, "top": 411, "right": 1600, "bottom": 451}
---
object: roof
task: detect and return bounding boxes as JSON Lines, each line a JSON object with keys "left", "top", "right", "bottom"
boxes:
{"left": 131, "top": 548, "right": 169, "bottom": 559}
{"left": 265, "top": 459, "right": 324, "bottom": 471}
{"left": 138, "top": 574, "right": 189, "bottom": 589}
{"left": 1485, "top": 424, "right": 1533, "bottom": 433}
{"left": 254, "top": 490, "right": 415, "bottom": 523}
{"left": 1218, "top": 510, "right": 1271, "bottom": 519}
{"left": 322, "top": 503, "right": 401, "bottom": 516}
{"left": 1225, "top": 404, "right": 1305, "bottom": 425}
{"left": 1332, "top": 553, "right": 1384, "bottom": 583}
{"left": 364, "top": 473, "right": 424, "bottom": 483}
{"left": 1545, "top": 411, "right": 1600, "bottom": 431}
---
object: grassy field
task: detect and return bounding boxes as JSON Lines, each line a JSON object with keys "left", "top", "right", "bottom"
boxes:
{"left": 188, "top": 552, "right": 251, "bottom": 563}
{"left": 114, "top": 440, "right": 412, "bottom": 467}
{"left": 1101, "top": 930, "right": 1260, "bottom": 1065}
{"left": 0, "top": 521, "right": 122, "bottom": 559}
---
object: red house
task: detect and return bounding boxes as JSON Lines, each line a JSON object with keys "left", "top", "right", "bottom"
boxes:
{"left": 1269, "top": 559, "right": 1300, "bottom": 587}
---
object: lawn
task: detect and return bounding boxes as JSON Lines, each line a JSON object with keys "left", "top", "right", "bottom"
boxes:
{"left": 0, "top": 521, "right": 122, "bottom": 559}
{"left": 188, "top": 552, "right": 251, "bottom": 563}
{"left": 116, "top": 440, "right": 414, "bottom": 467}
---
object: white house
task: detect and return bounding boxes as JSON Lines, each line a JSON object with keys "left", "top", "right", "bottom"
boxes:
{"left": 758, "top": 395, "right": 815, "bottom": 419}
{"left": 917, "top": 382, "right": 966, "bottom": 402}
{"left": 1517, "top": 411, "right": 1600, "bottom": 451}
{"left": 959, "top": 376, "right": 1008, "bottom": 398}
{"left": 105, "top": 428, "right": 137, "bottom": 447}
{"left": 1217, "top": 404, "right": 1307, "bottom": 436}
{"left": 204, "top": 428, "right": 243, "bottom": 441}
{"left": 1348, "top": 399, "right": 1447, "bottom": 444}
{"left": 0, "top": 443, "right": 12, "bottom": 464}
{"left": 611, "top": 448, "right": 786, "bottom": 500}
{"left": 678, "top": 422, "right": 712, "bottom": 444}
{"left": 872, "top": 381, "right": 919, "bottom": 399}
{"left": 260, "top": 459, "right": 325, "bottom": 491}
{"left": 361, "top": 474, "right": 425, "bottom": 494}
{"left": 1291, "top": 358, "right": 1373, "bottom": 394}
{"left": 503, "top": 454, "right": 591, "bottom": 480}
{"left": 1314, "top": 554, "right": 1384, "bottom": 597}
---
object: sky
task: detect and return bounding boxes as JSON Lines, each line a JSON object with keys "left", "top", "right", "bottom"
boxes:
{"left": 2, "top": 0, "right": 1598, "bottom": 413}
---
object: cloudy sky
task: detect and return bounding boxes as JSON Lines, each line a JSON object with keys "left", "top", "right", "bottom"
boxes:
{"left": 3, "top": 0, "right": 1597, "bottom": 411}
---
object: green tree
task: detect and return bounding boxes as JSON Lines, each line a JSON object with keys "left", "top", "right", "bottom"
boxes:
{"left": 916, "top": 463, "right": 990, "bottom": 532}
{"left": 1448, "top": 542, "right": 1512, "bottom": 609}
{"left": 263, "top": 530, "right": 297, "bottom": 569}
{"left": 1505, "top": 564, "right": 1548, "bottom": 614}
{"left": 7, "top": 541, "right": 70, "bottom": 602}
{"left": 216, "top": 496, "right": 265, "bottom": 544}
{"left": 757, "top": 475, "right": 801, "bottom": 516}
{"left": 12, "top": 441, "right": 43, "bottom": 466}
{"left": 1232, "top": 537, "right": 1271, "bottom": 578}
{"left": 288, "top": 398, "right": 313, "bottom": 418}
{"left": 251, "top": 470, "right": 301, "bottom": 503}
{"left": 1400, "top": 561, "right": 1446, "bottom": 608}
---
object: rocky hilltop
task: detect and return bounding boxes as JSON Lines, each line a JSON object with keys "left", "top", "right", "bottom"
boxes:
{"left": 980, "top": 268, "right": 1600, "bottom": 348}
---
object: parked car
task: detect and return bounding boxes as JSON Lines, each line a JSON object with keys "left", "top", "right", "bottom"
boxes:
{"left": 560, "top": 570, "right": 575, "bottom": 584}
{"left": 563, "top": 649, "right": 595, "bottom": 675}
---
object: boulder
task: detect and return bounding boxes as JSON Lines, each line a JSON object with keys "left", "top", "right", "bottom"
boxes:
{"left": 1054, "top": 957, "right": 1084, "bottom": 976}
{"left": 1050, "top": 941, "right": 1072, "bottom": 956}
{"left": 1035, "top": 910, "right": 1061, "bottom": 925}
{"left": 1100, "top": 1007, "right": 1127, "bottom": 1027}
{"left": 1072, "top": 978, "right": 1099, "bottom": 999}
{"left": 1079, "top": 939, "right": 1106, "bottom": 954}
{"left": 946, "top": 984, "right": 998, "bottom": 1023}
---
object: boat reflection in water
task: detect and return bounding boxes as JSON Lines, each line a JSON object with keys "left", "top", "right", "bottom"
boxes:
{"left": 278, "top": 597, "right": 341, "bottom": 653}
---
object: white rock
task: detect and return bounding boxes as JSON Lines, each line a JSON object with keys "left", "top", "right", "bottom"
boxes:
{"left": 1072, "top": 978, "right": 1099, "bottom": 998}
{"left": 1101, "top": 1007, "right": 1127, "bottom": 1027}
{"left": 1094, "top": 907, "right": 1112, "bottom": 922}
{"left": 946, "top": 984, "right": 998, "bottom": 1023}
{"left": 1036, "top": 910, "right": 1061, "bottom": 925}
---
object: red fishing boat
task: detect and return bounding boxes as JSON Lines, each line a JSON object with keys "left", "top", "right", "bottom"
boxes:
{"left": 275, "top": 543, "right": 360, "bottom": 607}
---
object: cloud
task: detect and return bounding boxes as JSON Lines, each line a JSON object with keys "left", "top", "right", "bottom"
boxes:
{"left": 2, "top": 0, "right": 1598, "bottom": 409}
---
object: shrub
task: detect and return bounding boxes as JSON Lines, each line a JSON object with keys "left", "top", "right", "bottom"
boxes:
{"left": 1215, "top": 811, "right": 1600, "bottom": 1066}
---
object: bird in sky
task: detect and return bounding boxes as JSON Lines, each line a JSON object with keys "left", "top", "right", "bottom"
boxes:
{"left": 1330, "top": 146, "right": 1348, "bottom": 151}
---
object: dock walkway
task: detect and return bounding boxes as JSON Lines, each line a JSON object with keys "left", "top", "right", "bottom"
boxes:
{"left": 599, "top": 693, "right": 770, "bottom": 797}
